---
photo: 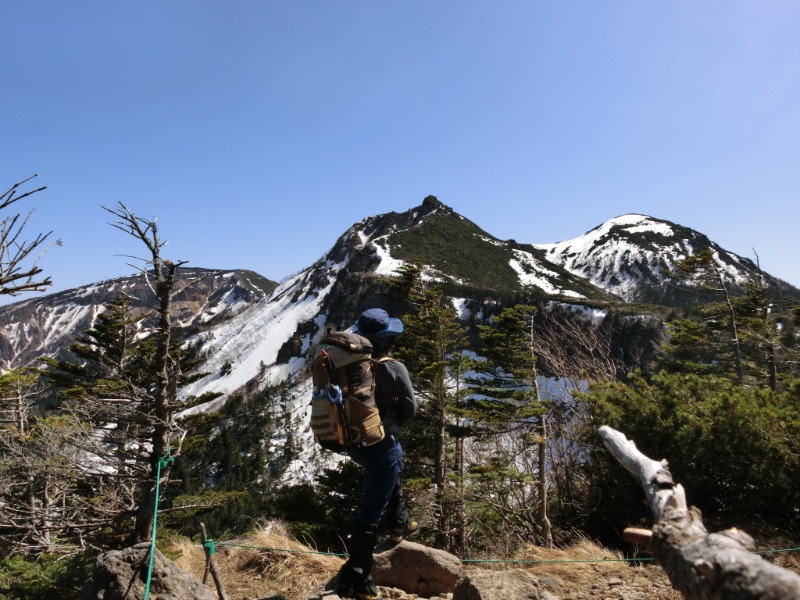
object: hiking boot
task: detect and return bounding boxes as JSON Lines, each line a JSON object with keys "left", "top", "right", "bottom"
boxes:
{"left": 390, "top": 519, "right": 419, "bottom": 543}
{"left": 336, "top": 570, "right": 383, "bottom": 600}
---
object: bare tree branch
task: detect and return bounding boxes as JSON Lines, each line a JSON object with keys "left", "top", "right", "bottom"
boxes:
{"left": 0, "top": 176, "right": 59, "bottom": 296}
{"left": 0, "top": 175, "right": 47, "bottom": 210}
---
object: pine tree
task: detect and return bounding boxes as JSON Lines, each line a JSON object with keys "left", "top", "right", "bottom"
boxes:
{"left": 42, "top": 296, "right": 150, "bottom": 482}
{"left": 389, "top": 263, "right": 472, "bottom": 552}
{"left": 580, "top": 371, "right": 800, "bottom": 538}
{"left": 472, "top": 304, "right": 552, "bottom": 547}
{"left": 0, "top": 415, "right": 87, "bottom": 553}
{"left": 40, "top": 204, "right": 193, "bottom": 544}
{"left": 662, "top": 271, "right": 799, "bottom": 389}
{"left": 103, "top": 203, "right": 190, "bottom": 542}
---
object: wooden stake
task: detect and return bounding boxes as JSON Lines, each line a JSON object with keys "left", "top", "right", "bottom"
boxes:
{"left": 200, "top": 522, "right": 229, "bottom": 600}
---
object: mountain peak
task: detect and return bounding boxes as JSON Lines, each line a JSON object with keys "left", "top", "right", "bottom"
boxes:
{"left": 420, "top": 194, "right": 444, "bottom": 214}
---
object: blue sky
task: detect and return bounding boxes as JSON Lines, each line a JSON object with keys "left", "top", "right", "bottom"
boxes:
{"left": 3, "top": 1, "right": 799, "bottom": 303}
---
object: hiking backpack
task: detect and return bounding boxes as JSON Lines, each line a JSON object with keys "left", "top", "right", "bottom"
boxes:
{"left": 309, "top": 331, "right": 387, "bottom": 452}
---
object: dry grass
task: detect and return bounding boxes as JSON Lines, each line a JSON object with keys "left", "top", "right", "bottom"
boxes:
{"left": 505, "top": 537, "right": 631, "bottom": 583}
{"left": 463, "top": 536, "right": 682, "bottom": 599}
{"left": 172, "top": 522, "right": 344, "bottom": 600}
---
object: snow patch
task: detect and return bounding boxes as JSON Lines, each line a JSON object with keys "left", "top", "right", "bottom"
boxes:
{"left": 372, "top": 236, "right": 406, "bottom": 277}
{"left": 452, "top": 298, "right": 471, "bottom": 320}
{"left": 509, "top": 250, "right": 584, "bottom": 298}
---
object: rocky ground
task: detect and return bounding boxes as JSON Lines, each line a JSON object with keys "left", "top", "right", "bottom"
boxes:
{"left": 171, "top": 524, "right": 799, "bottom": 600}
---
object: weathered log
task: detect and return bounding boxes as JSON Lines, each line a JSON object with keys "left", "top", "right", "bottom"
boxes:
{"left": 599, "top": 425, "right": 800, "bottom": 600}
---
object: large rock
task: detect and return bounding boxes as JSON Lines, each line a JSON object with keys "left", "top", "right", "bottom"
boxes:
{"left": 372, "top": 540, "right": 463, "bottom": 596}
{"left": 454, "top": 569, "right": 547, "bottom": 600}
{"left": 80, "top": 542, "right": 216, "bottom": 600}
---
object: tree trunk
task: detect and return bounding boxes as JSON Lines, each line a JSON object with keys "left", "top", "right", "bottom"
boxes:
{"left": 537, "top": 415, "right": 553, "bottom": 548}
{"left": 455, "top": 435, "right": 467, "bottom": 556}
{"left": 134, "top": 266, "right": 179, "bottom": 542}
{"left": 434, "top": 384, "right": 448, "bottom": 550}
{"left": 41, "top": 470, "right": 51, "bottom": 546}
{"left": 14, "top": 379, "right": 26, "bottom": 434}
{"left": 715, "top": 269, "right": 744, "bottom": 380}
{"left": 528, "top": 322, "right": 552, "bottom": 549}
{"left": 768, "top": 339, "right": 778, "bottom": 391}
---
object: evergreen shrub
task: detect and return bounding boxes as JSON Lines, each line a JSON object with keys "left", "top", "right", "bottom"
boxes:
{"left": 578, "top": 371, "right": 800, "bottom": 545}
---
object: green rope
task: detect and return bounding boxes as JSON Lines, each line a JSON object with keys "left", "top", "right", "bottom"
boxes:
{"left": 462, "top": 557, "right": 654, "bottom": 564}
{"left": 203, "top": 538, "right": 217, "bottom": 556}
{"left": 143, "top": 447, "right": 174, "bottom": 600}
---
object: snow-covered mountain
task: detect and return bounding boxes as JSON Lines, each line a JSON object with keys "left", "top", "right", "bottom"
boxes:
{"left": 535, "top": 213, "right": 792, "bottom": 304}
{"left": 0, "top": 268, "right": 276, "bottom": 370}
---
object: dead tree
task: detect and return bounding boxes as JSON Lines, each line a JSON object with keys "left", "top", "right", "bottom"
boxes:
{"left": 599, "top": 425, "right": 800, "bottom": 600}
{"left": 0, "top": 175, "right": 60, "bottom": 296}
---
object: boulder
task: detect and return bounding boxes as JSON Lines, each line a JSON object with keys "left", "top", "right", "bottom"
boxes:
{"left": 454, "top": 569, "right": 544, "bottom": 600}
{"left": 80, "top": 542, "right": 216, "bottom": 600}
{"left": 372, "top": 540, "right": 463, "bottom": 596}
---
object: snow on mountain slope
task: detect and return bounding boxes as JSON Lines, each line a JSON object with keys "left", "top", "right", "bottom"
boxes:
{"left": 509, "top": 248, "right": 585, "bottom": 298}
{"left": 365, "top": 197, "right": 602, "bottom": 298}
{"left": 534, "top": 214, "right": 751, "bottom": 302}
{"left": 179, "top": 268, "right": 335, "bottom": 408}
{"left": 0, "top": 269, "right": 274, "bottom": 371}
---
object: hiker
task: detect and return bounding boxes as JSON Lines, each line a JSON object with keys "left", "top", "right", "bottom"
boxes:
{"left": 337, "top": 308, "right": 418, "bottom": 600}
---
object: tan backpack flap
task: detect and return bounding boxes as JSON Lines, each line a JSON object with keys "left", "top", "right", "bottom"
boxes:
{"left": 346, "top": 397, "right": 385, "bottom": 447}
{"left": 322, "top": 344, "right": 371, "bottom": 370}
{"left": 313, "top": 334, "right": 372, "bottom": 386}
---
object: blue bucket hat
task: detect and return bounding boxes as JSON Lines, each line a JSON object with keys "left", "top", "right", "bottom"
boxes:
{"left": 356, "top": 308, "right": 403, "bottom": 338}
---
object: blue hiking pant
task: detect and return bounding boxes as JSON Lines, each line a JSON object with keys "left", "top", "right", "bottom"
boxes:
{"left": 348, "top": 435, "right": 403, "bottom": 527}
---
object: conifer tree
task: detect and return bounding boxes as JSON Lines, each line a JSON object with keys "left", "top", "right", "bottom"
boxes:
{"left": 41, "top": 204, "right": 192, "bottom": 544}
{"left": 666, "top": 256, "right": 798, "bottom": 389}
{"left": 103, "top": 203, "right": 189, "bottom": 542}
{"left": 41, "top": 295, "right": 154, "bottom": 508}
{"left": 473, "top": 304, "right": 553, "bottom": 547}
{"left": 674, "top": 250, "right": 744, "bottom": 379}
{"left": 1, "top": 339, "right": 130, "bottom": 554}
{"left": 389, "top": 263, "right": 471, "bottom": 552}
{"left": 0, "top": 414, "right": 90, "bottom": 554}
{"left": 580, "top": 371, "right": 800, "bottom": 537}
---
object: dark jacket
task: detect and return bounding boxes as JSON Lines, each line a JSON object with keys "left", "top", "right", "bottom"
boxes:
{"left": 373, "top": 357, "right": 417, "bottom": 439}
